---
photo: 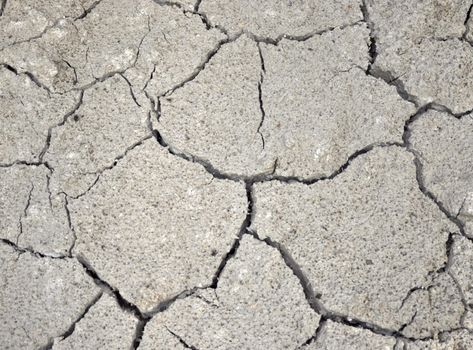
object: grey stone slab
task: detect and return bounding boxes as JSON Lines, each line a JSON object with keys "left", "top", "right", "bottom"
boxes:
{"left": 409, "top": 110, "right": 473, "bottom": 237}
{"left": 0, "top": 164, "right": 72, "bottom": 256}
{"left": 466, "top": 14, "right": 473, "bottom": 42}
{"left": 0, "top": 0, "right": 94, "bottom": 50}
{"left": 302, "top": 320, "right": 396, "bottom": 350}
{"left": 158, "top": 34, "right": 275, "bottom": 177}
{"left": 52, "top": 293, "right": 138, "bottom": 350}
{"left": 1, "top": 0, "right": 221, "bottom": 94}
{"left": 139, "top": 235, "right": 319, "bottom": 350}
{"left": 368, "top": 0, "right": 473, "bottom": 113}
{"left": 0, "top": 66, "right": 79, "bottom": 164}
{"left": 70, "top": 138, "right": 247, "bottom": 312}
{"left": 260, "top": 25, "right": 415, "bottom": 179}
{"left": 0, "top": 244, "right": 100, "bottom": 350}
{"left": 199, "top": 0, "right": 362, "bottom": 39}
{"left": 252, "top": 146, "right": 455, "bottom": 331}
{"left": 123, "top": 5, "right": 225, "bottom": 100}
{"left": 160, "top": 26, "right": 415, "bottom": 180}
{"left": 44, "top": 74, "right": 149, "bottom": 198}
{"left": 400, "top": 273, "right": 464, "bottom": 339}
{"left": 450, "top": 235, "right": 473, "bottom": 307}
{"left": 401, "top": 330, "right": 473, "bottom": 349}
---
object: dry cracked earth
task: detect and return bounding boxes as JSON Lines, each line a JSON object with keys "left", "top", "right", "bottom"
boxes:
{"left": 1, "top": 0, "right": 473, "bottom": 349}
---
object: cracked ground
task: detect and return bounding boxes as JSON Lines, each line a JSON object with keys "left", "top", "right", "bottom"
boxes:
{"left": 1, "top": 1, "right": 473, "bottom": 350}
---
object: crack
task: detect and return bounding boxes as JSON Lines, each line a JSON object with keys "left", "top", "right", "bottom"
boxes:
{"left": 210, "top": 181, "right": 253, "bottom": 288}
{"left": 61, "top": 59, "right": 78, "bottom": 86}
{"left": 166, "top": 327, "right": 200, "bottom": 349}
{"left": 66, "top": 134, "right": 153, "bottom": 200}
{"left": 75, "top": 0, "right": 103, "bottom": 20}
{"left": 41, "top": 292, "right": 103, "bottom": 349}
{"left": 367, "top": 67, "right": 419, "bottom": 106}
{"left": 0, "top": 0, "right": 6, "bottom": 16}
{"left": 194, "top": 0, "right": 202, "bottom": 12}
{"left": 296, "top": 317, "right": 327, "bottom": 349}
{"left": 39, "top": 90, "right": 84, "bottom": 161}
{"left": 131, "top": 287, "right": 213, "bottom": 348}
{"left": 159, "top": 34, "right": 238, "bottom": 98}
{"left": 254, "top": 142, "right": 404, "bottom": 185}
{"left": 151, "top": 128, "right": 249, "bottom": 182}
{"left": 403, "top": 116, "right": 467, "bottom": 238}
{"left": 252, "top": 20, "right": 364, "bottom": 46}
{"left": 256, "top": 43, "right": 266, "bottom": 149}
{"left": 398, "top": 311, "right": 418, "bottom": 333}
{"left": 76, "top": 255, "right": 145, "bottom": 320}
{"left": 1, "top": 0, "right": 103, "bottom": 51}
{"left": 0, "top": 238, "right": 68, "bottom": 259}
{"left": 0, "top": 159, "right": 54, "bottom": 171}
{"left": 246, "top": 229, "right": 437, "bottom": 342}
{"left": 360, "top": 0, "right": 377, "bottom": 71}
{"left": 0, "top": 63, "right": 52, "bottom": 95}
{"left": 398, "top": 286, "right": 429, "bottom": 312}
{"left": 16, "top": 183, "right": 34, "bottom": 246}
{"left": 152, "top": 0, "right": 228, "bottom": 35}
{"left": 462, "top": 2, "right": 473, "bottom": 40}
{"left": 448, "top": 271, "right": 470, "bottom": 328}
{"left": 119, "top": 73, "right": 141, "bottom": 107}
{"left": 64, "top": 195, "right": 76, "bottom": 257}
{"left": 131, "top": 318, "right": 149, "bottom": 350}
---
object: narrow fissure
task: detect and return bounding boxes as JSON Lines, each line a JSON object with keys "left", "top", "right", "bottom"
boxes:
{"left": 210, "top": 181, "right": 253, "bottom": 288}
{"left": 166, "top": 327, "right": 200, "bottom": 349}
{"left": 76, "top": 255, "right": 145, "bottom": 320}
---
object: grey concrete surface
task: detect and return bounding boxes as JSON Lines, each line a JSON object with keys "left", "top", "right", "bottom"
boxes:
{"left": 139, "top": 236, "right": 319, "bottom": 350}
{"left": 51, "top": 293, "right": 138, "bottom": 350}
{"left": 1, "top": 0, "right": 473, "bottom": 349}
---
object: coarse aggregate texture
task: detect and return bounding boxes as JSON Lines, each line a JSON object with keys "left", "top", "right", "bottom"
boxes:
{"left": 51, "top": 293, "right": 138, "bottom": 350}
{"left": 0, "top": 164, "right": 72, "bottom": 256}
{"left": 43, "top": 74, "right": 150, "bottom": 198}
{"left": 199, "top": 0, "right": 362, "bottom": 39}
{"left": 252, "top": 147, "right": 457, "bottom": 335}
{"left": 0, "top": 66, "right": 79, "bottom": 165}
{"left": 1, "top": 0, "right": 473, "bottom": 348}
{"left": 139, "top": 236, "right": 319, "bottom": 350}
{"left": 367, "top": 0, "right": 473, "bottom": 114}
{"left": 301, "top": 320, "right": 397, "bottom": 350}
{"left": 70, "top": 138, "right": 247, "bottom": 312}
{"left": 408, "top": 110, "right": 473, "bottom": 237}
{"left": 0, "top": 244, "right": 100, "bottom": 350}
{"left": 260, "top": 25, "right": 415, "bottom": 179}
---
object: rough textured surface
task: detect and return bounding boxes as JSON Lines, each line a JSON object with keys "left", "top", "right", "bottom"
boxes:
{"left": 409, "top": 110, "right": 473, "bottom": 237}
{"left": 303, "top": 320, "right": 397, "bottom": 350}
{"left": 400, "top": 273, "right": 465, "bottom": 338}
{"left": 160, "top": 26, "right": 415, "bottom": 179}
{"left": 52, "top": 293, "right": 138, "bottom": 350}
{"left": 450, "top": 235, "right": 473, "bottom": 307}
{"left": 368, "top": 0, "right": 473, "bottom": 113}
{"left": 44, "top": 74, "right": 150, "bottom": 197}
{"left": 0, "top": 0, "right": 95, "bottom": 50}
{"left": 124, "top": 4, "right": 225, "bottom": 101}
{"left": 200, "top": 0, "right": 362, "bottom": 39}
{"left": 0, "top": 66, "right": 78, "bottom": 164}
{"left": 399, "top": 330, "right": 473, "bottom": 349}
{"left": 0, "top": 164, "right": 72, "bottom": 256}
{"left": 2, "top": 0, "right": 473, "bottom": 348}
{"left": 1, "top": 0, "right": 223, "bottom": 94}
{"left": 0, "top": 244, "right": 100, "bottom": 350}
{"left": 252, "top": 147, "right": 455, "bottom": 332}
{"left": 71, "top": 139, "right": 247, "bottom": 311}
{"left": 260, "top": 25, "right": 415, "bottom": 179}
{"left": 140, "top": 236, "right": 319, "bottom": 350}
{"left": 159, "top": 34, "right": 274, "bottom": 177}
